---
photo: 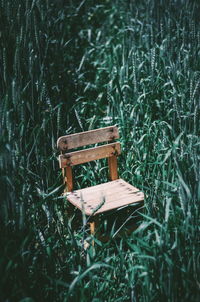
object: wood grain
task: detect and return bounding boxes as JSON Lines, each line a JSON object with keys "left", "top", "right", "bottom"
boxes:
{"left": 108, "top": 155, "right": 118, "bottom": 180}
{"left": 66, "top": 166, "right": 73, "bottom": 192}
{"left": 57, "top": 125, "right": 119, "bottom": 151}
{"left": 64, "top": 179, "right": 144, "bottom": 216}
{"left": 59, "top": 142, "right": 121, "bottom": 168}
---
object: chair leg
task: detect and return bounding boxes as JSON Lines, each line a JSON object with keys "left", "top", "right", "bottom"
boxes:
{"left": 89, "top": 216, "right": 100, "bottom": 245}
{"left": 90, "top": 220, "right": 96, "bottom": 235}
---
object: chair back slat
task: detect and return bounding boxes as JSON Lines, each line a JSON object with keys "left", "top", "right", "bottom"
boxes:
{"left": 57, "top": 125, "right": 119, "bottom": 151}
{"left": 59, "top": 142, "right": 121, "bottom": 168}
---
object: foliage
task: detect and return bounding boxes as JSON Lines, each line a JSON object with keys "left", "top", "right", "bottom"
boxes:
{"left": 0, "top": 0, "right": 200, "bottom": 301}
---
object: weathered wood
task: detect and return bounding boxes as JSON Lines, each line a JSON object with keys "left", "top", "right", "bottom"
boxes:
{"left": 90, "top": 221, "right": 95, "bottom": 234}
{"left": 57, "top": 125, "right": 119, "bottom": 151}
{"left": 90, "top": 216, "right": 99, "bottom": 234}
{"left": 70, "top": 188, "right": 140, "bottom": 204}
{"left": 95, "top": 194, "right": 144, "bottom": 214}
{"left": 59, "top": 142, "right": 121, "bottom": 168}
{"left": 108, "top": 155, "right": 118, "bottom": 180}
{"left": 90, "top": 216, "right": 100, "bottom": 245}
{"left": 65, "top": 179, "right": 140, "bottom": 202}
{"left": 63, "top": 166, "right": 73, "bottom": 192}
{"left": 65, "top": 179, "right": 144, "bottom": 216}
{"left": 62, "top": 168, "right": 67, "bottom": 193}
{"left": 57, "top": 126, "right": 145, "bottom": 241}
{"left": 64, "top": 179, "right": 139, "bottom": 199}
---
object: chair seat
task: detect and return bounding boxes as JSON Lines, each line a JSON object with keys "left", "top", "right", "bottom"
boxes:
{"left": 65, "top": 179, "right": 144, "bottom": 216}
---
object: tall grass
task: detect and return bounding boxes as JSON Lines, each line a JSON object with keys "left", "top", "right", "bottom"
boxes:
{"left": 0, "top": 0, "right": 200, "bottom": 301}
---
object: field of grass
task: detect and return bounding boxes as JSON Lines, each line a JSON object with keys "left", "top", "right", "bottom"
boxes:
{"left": 0, "top": 0, "right": 200, "bottom": 301}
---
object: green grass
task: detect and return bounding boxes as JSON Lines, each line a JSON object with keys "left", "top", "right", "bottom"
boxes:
{"left": 0, "top": 0, "right": 200, "bottom": 301}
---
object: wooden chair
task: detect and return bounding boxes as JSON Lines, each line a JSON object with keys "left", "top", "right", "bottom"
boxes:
{"left": 57, "top": 125, "right": 144, "bottom": 238}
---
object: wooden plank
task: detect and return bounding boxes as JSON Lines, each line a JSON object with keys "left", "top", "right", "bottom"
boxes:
{"left": 63, "top": 179, "right": 140, "bottom": 204}
{"left": 96, "top": 193, "right": 144, "bottom": 214}
{"left": 70, "top": 179, "right": 122, "bottom": 193}
{"left": 71, "top": 188, "right": 141, "bottom": 204}
{"left": 57, "top": 125, "right": 119, "bottom": 151}
{"left": 66, "top": 191, "right": 144, "bottom": 216}
{"left": 108, "top": 155, "right": 118, "bottom": 180}
{"left": 67, "top": 189, "right": 143, "bottom": 207}
{"left": 82, "top": 179, "right": 137, "bottom": 193}
{"left": 65, "top": 179, "right": 144, "bottom": 215}
{"left": 59, "top": 142, "right": 121, "bottom": 168}
{"left": 64, "top": 179, "right": 139, "bottom": 196}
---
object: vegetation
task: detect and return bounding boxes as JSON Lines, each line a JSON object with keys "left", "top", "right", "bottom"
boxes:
{"left": 0, "top": 0, "right": 199, "bottom": 301}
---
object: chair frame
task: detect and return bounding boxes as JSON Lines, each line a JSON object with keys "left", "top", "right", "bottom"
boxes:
{"left": 57, "top": 125, "right": 143, "bottom": 237}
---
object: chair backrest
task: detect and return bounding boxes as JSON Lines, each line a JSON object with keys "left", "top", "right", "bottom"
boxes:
{"left": 57, "top": 125, "right": 121, "bottom": 192}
